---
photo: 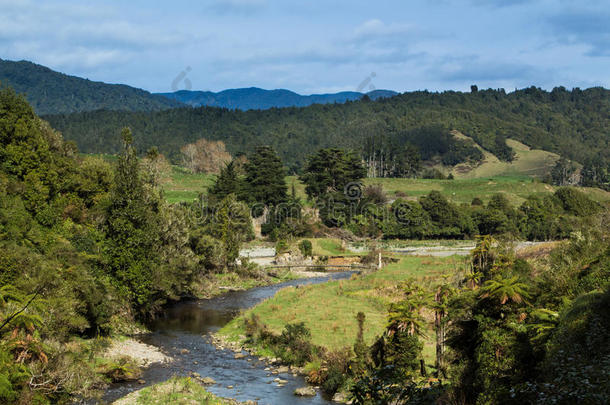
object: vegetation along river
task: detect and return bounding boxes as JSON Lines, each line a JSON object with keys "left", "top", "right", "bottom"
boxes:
{"left": 104, "top": 272, "right": 355, "bottom": 404}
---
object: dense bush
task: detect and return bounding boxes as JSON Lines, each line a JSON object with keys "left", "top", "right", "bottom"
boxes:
{"left": 0, "top": 88, "right": 258, "bottom": 402}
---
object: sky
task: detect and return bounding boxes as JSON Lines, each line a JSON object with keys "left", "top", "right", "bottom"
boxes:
{"left": 1, "top": 0, "right": 609, "bottom": 94}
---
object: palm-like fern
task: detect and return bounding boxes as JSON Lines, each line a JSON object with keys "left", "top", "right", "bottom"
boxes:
{"left": 479, "top": 275, "right": 531, "bottom": 305}
{"left": 0, "top": 284, "right": 22, "bottom": 308}
{"left": 528, "top": 308, "right": 559, "bottom": 342}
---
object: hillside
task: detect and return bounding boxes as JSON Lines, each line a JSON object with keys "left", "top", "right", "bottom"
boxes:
{"left": 45, "top": 86, "right": 610, "bottom": 170}
{"left": 450, "top": 131, "right": 560, "bottom": 179}
{"left": 0, "top": 59, "right": 184, "bottom": 114}
{"left": 155, "top": 87, "right": 398, "bottom": 110}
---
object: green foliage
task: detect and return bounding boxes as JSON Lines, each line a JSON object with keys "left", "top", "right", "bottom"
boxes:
{"left": 419, "top": 191, "right": 474, "bottom": 238}
{"left": 45, "top": 87, "right": 610, "bottom": 172}
{"left": 299, "top": 148, "right": 366, "bottom": 199}
{"left": 103, "top": 128, "right": 162, "bottom": 314}
{"left": 208, "top": 161, "right": 241, "bottom": 204}
{"left": 554, "top": 187, "right": 599, "bottom": 216}
{"left": 203, "top": 194, "right": 254, "bottom": 268}
{"left": 550, "top": 157, "right": 578, "bottom": 186}
{"left": 0, "top": 344, "right": 28, "bottom": 403}
{"left": 528, "top": 289, "right": 610, "bottom": 404}
{"left": 383, "top": 199, "right": 430, "bottom": 239}
{"left": 241, "top": 146, "right": 287, "bottom": 208}
{"left": 580, "top": 154, "right": 610, "bottom": 190}
{"left": 0, "top": 88, "right": 256, "bottom": 403}
{"left": 298, "top": 239, "right": 313, "bottom": 257}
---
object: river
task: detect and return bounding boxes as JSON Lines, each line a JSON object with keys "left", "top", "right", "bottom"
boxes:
{"left": 104, "top": 272, "right": 354, "bottom": 404}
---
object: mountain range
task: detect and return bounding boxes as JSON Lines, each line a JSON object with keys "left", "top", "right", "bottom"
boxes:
{"left": 154, "top": 88, "right": 398, "bottom": 110}
{"left": 0, "top": 58, "right": 398, "bottom": 114}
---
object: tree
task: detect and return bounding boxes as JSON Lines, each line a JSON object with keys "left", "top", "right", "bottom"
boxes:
{"left": 204, "top": 194, "right": 253, "bottom": 269}
{"left": 141, "top": 147, "right": 170, "bottom": 187}
{"left": 299, "top": 148, "right": 366, "bottom": 200}
{"left": 103, "top": 128, "right": 162, "bottom": 315}
{"left": 208, "top": 161, "right": 241, "bottom": 204}
{"left": 479, "top": 275, "right": 531, "bottom": 306}
{"left": 580, "top": 155, "right": 609, "bottom": 190}
{"left": 419, "top": 191, "right": 473, "bottom": 238}
{"left": 241, "top": 146, "right": 287, "bottom": 208}
{"left": 392, "top": 143, "right": 421, "bottom": 178}
{"left": 551, "top": 157, "right": 579, "bottom": 186}
{"left": 180, "top": 138, "right": 232, "bottom": 174}
{"left": 431, "top": 284, "right": 454, "bottom": 377}
{"left": 382, "top": 199, "right": 430, "bottom": 239}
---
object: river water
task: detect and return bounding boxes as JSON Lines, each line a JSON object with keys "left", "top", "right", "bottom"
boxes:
{"left": 103, "top": 272, "right": 354, "bottom": 404}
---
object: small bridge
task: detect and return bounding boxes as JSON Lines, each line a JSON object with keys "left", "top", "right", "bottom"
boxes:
{"left": 263, "top": 264, "right": 372, "bottom": 272}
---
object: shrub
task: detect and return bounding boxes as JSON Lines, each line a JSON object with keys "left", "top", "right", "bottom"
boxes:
{"left": 554, "top": 187, "right": 599, "bottom": 217}
{"left": 278, "top": 322, "right": 314, "bottom": 366}
{"left": 421, "top": 168, "right": 446, "bottom": 179}
{"left": 101, "top": 356, "right": 141, "bottom": 382}
{"left": 320, "top": 349, "right": 352, "bottom": 395}
{"left": 275, "top": 239, "right": 289, "bottom": 255}
{"left": 298, "top": 240, "right": 313, "bottom": 257}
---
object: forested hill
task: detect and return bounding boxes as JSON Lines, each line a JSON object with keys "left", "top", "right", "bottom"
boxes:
{"left": 0, "top": 59, "right": 185, "bottom": 114}
{"left": 155, "top": 88, "right": 398, "bottom": 110}
{"left": 45, "top": 86, "right": 610, "bottom": 170}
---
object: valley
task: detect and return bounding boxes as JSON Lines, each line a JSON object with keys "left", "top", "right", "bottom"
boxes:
{"left": 0, "top": 58, "right": 608, "bottom": 405}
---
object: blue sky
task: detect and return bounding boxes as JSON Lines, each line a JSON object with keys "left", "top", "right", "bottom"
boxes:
{"left": 1, "top": 0, "right": 609, "bottom": 94}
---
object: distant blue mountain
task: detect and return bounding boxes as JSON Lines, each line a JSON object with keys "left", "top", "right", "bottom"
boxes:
{"left": 155, "top": 87, "right": 398, "bottom": 110}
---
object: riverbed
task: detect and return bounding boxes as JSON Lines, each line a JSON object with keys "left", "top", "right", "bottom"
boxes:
{"left": 105, "top": 272, "right": 354, "bottom": 404}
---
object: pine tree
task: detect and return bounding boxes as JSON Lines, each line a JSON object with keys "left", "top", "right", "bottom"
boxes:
{"left": 208, "top": 161, "right": 241, "bottom": 204}
{"left": 241, "top": 146, "right": 287, "bottom": 207}
{"left": 104, "top": 128, "right": 161, "bottom": 315}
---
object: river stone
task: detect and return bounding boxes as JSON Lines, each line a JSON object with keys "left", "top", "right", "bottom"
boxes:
{"left": 294, "top": 386, "right": 316, "bottom": 396}
{"left": 234, "top": 353, "right": 247, "bottom": 359}
{"left": 332, "top": 391, "right": 352, "bottom": 403}
{"left": 200, "top": 377, "right": 216, "bottom": 385}
{"left": 277, "top": 366, "right": 290, "bottom": 373}
{"left": 180, "top": 348, "right": 190, "bottom": 354}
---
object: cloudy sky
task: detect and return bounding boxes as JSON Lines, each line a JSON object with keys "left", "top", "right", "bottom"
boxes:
{"left": 1, "top": 0, "right": 609, "bottom": 94}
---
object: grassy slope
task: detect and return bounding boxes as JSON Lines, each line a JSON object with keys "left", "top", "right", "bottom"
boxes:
{"left": 219, "top": 254, "right": 468, "bottom": 365}
{"left": 451, "top": 132, "right": 560, "bottom": 179}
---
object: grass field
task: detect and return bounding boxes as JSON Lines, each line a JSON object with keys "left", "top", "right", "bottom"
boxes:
{"left": 85, "top": 154, "right": 610, "bottom": 206}
{"left": 363, "top": 175, "right": 610, "bottom": 205}
{"left": 218, "top": 254, "right": 468, "bottom": 367}
{"left": 160, "top": 166, "right": 216, "bottom": 204}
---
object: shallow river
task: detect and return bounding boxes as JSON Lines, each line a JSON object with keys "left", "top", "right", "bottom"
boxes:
{"left": 104, "top": 272, "right": 354, "bottom": 404}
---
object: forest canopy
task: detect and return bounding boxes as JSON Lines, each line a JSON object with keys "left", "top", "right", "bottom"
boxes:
{"left": 44, "top": 86, "right": 610, "bottom": 172}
